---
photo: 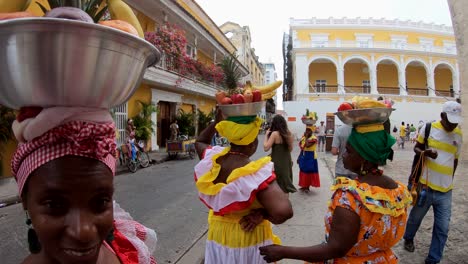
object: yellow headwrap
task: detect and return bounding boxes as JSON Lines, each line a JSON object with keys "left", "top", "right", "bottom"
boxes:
{"left": 215, "top": 117, "right": 262, "bottom": 145}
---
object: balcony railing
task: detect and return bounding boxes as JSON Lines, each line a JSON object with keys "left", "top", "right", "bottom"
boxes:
{"left": 407, "top": 88, "right": 429, "bottom": 96}
{"left": 154, "top": 54, "right": 221, "bottom": 87}
{"left": 309, "top": 85, "right": 338, "bottom": 93}
{"left": 295, "top": 40, "right": 457, "bottom": 55}
{"left": 378, "top": 87, "right": 400, "bottom": 95}
{"left": 344, "top": 86, "right": 371, "bottom": 94}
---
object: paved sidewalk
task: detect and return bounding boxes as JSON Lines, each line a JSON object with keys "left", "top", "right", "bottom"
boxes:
{"left": 0, "top": 149, "right": 171, "bottom": 207}
{"left": 177, "top": 144, "right": 468, "bottom": 264}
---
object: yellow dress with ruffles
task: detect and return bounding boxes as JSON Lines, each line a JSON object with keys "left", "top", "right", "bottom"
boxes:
{"left": 195, "top": 146, "right": 281, "bottom": 264}
{"left": 306, "top": 177, "right": 412, "bottom": 264}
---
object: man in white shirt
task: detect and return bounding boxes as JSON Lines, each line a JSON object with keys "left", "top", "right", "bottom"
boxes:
{"left": 331, "top": 125, "right": 357, "bottom": 179}
{"left": 403, "top": 101, "right": 463, "bottom": 264}
{"left": 317, "top": 121, "right": 326, "bottom": 152}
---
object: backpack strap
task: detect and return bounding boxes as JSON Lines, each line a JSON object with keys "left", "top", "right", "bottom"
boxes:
{"left": 423, "top": 122, "right": 432, "bottom": 149}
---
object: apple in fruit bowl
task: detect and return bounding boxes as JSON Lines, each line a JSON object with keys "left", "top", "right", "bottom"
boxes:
{"left": 220, "top": 97, "right": 233, "bottom": 105}
{"left": 231, "top": 94, "right": 245, "bottom": 104}
{"left": 337, "top": 102, "right": 354, "bottom": 112}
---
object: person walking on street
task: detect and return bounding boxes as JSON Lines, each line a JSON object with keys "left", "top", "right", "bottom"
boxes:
{"left": 264, "top": 115, "right": 297, "bottom": 193}
{"left": 297, "top": 126, "right": 320, "bottom": 192}
{"left": 399, "top": 122, "right": 406, "bottom": 149}
{"left": 403, "top": 101, "right": 463, "bottom": 264}
{"left": 317, "top": 121, "right": 326, "bottom": 152}
{"left": 169, "top": 120, "right": 179, "bottom": 141}
{"left": 331, "top": 124, "right": 357, "bottom": 179}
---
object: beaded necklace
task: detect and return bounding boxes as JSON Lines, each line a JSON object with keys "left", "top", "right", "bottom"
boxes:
{"left": 228, "top": 151, "right": 250, "bottom": 158}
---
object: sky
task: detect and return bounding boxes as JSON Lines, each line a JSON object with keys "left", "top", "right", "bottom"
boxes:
{"left": 196, "top": 0, "right": 453, "bottom": 107}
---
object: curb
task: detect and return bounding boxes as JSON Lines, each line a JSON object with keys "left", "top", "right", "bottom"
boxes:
{"left": 0, "top": 194, "right": 20, "bottom": 208}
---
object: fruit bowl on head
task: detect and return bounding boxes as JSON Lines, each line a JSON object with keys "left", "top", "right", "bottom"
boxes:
{"left": 0, "top": 17, "right": 161, "bottom": 110}
{"left": 301, "top": 118, "right": 317, "bottom": 125}
{"left": 335, "top": 107, "right": 394, "bottom": 126}
{"left": 218, "top": 101, "right": 265, "bottom": 117}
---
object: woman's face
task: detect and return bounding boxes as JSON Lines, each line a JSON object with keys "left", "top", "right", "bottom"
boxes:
{"left": 305, "top": 128, "right": 312, "bottom": 137}
{"left": 342, "top": 143, "right": 364, "bottom": 173}
{"left": 23, "top": 156, "right": 114, "bottom": 264}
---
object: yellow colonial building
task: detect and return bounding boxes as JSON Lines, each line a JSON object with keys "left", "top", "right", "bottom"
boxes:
{"left": 283, "top": 17, "right": 459, "bottom": 138}
{"left": 121, "top": 0, "right": 249, "bottom": 151}
{"left": 286, "top": 17, "right": 459, "bottom": 102}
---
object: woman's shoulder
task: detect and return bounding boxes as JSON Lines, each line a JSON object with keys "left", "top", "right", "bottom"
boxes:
{"left": 332, "top": 177, "right": 412, "bottom": 217}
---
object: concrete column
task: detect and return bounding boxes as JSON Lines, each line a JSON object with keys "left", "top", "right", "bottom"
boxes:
{"left": 454, "top": 63, "right": 461, "bottom": 96}
{"left": 427, "top": 72, "right": 436, "bottom": 97}
{"left": 151, "top": 100, "right": 159, "bottom": 151}
{"left": 337, "top": 68, "right": 345, "bottom": 94}
{"left": 337, "top": 54, "right": 345, "bottom": 94}
{"left": 295, "top": 55, "right": 309, "bottom": 96}
{"left": 448, "top": 0, "right": 468, "bottom": 159}
{"left": 399, "top": 56, "right": 408, "bottom": 95}
{"left": 398, "top": 70, "right": 408, "bottom": 96}
{"left": 370, "top": 54, "right": 378, "bottom": 94}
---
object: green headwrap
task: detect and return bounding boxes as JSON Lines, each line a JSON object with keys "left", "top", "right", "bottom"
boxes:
{"left": 347, "top": 128, "right": 396, "bottom": 165}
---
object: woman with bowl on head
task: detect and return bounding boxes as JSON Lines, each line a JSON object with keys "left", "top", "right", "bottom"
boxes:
{"left": 259, "top": 123, "right": 412, "bottom": 263}
{"left": 194, "top": 109, "right": 293, "bottom": 263}
{"left": 297, "top": 126, "right": 320, "bottom": 192}
{"left": 263, "top": 115, "right": 297, "bottom": 194}
{"left": 12, "top": 107, "right": 156, "bottom": 264}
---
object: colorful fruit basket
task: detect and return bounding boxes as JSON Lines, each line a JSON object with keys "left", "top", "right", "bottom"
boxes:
{"left": 301, "top": 109, "right": 317, "bottom": 125}
{"left": 335, "top": 96, "right": 394, "bottom": 126}
{"left": 216, "top": 80, "right": 281, "bottom": 117}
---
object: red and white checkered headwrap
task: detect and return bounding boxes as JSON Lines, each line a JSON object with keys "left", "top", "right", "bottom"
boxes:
{"left": 11, "top": 107, "right": 117, "bottom": 195}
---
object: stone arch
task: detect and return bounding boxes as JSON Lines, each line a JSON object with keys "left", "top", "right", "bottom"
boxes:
{"left": 375, "top": 56, "right": 401, "bottom": 71}
{"left": 308, "top": 55, "right": 339, "bottom": 68}
{"left": 375, "top": 57, "right": 401, "bottom": 95}
{"left": 404, "top": 58, "right": 430, "bottom": 72}
{"left": 343, "top": 55, "right": 372, "bottom": 94}
{"left": 342, "top": 55, "right": 371, "bottom": 68}
{"left": 432, "top": 61, "right": 456, "bottom": 74}
{"left": 307, "top": 56, "right": 338, "bottom": 93}
{"left": 433, "top": 61, "right": 456, "bottom": 97}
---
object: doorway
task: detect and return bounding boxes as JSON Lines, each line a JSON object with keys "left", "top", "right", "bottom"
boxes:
{"left": 158, "top": 101, "right": 175, "bottom": 148}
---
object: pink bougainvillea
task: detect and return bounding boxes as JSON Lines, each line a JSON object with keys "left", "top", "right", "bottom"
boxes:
{"left": 145, "top": 23, "right": 225, "bottom": 85}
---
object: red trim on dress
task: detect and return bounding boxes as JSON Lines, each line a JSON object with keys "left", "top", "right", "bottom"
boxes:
{"left": 199, "top": 174, "right": 276, "bottom": 216}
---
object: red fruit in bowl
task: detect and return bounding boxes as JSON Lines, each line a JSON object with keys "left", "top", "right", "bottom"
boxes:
{"left": 221, "top": 97, "right": 233, "bottom": 105}
{"left": 231, "top": 94, "right": 245, "bottom": 104}
{"left": 252, "top": 90, "right": 262, "bottom": 102}
{"left": 338, "top": 102, "right": 354, "bottom": 112}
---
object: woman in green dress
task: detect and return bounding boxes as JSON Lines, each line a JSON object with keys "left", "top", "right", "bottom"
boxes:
{"left": 264, "top": 115, "right": 297, "bottom": 193}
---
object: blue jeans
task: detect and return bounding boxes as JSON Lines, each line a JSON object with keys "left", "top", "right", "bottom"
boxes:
{"left": 404, "top": 188, "right": 452, "bottom": 263}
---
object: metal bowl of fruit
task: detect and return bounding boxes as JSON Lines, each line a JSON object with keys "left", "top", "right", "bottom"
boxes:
{"left": 301, "top": 118, "right": 317, "bottom": 125}
{"left": 335, "top": 108, "right": 394, "bottom": 126}
{"left": 218, "top": 101, "right": 265, "bottom": 117}
{"left": 0, "top": 17, "right": 160, "bottom": 110}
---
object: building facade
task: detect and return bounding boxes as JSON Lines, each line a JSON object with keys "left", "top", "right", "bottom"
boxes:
{"left": 219, "top": 22, "right": 265, "bottom": 86}
{"left": 283, "top": 17, "right": 460, "bottom": 138}
{"left": 114, "top": 0, "right": 249, "bottom": 150}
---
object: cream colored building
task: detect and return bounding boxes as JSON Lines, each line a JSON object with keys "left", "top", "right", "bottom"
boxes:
{"left": 283, "top": 17, "right": 460, "bottom": 137}
{"left": 220, "top": 22, "right": 265, "bottom": 86}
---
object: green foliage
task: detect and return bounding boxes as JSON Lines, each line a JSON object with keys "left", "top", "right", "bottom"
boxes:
{"left": 37, "top": 0, "right": 108, "bottom": 22}
{"left": 0, "top": 105, "right": 16, "bottom": 173}
{"left": 176, "top": 109, "right": 195, "bottom": 137}
{"left": 197, "top": 109, "right": 214, "bottom": 134}
{"left": 219, "top": 53, "right": 242, "bottom": 92}
{"left": 132, "top": 101, "right": 157, "bottom": 142}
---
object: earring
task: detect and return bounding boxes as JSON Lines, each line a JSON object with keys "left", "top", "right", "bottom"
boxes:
{"left": 105, "top": 227, "right": 115, "bottom": 243}
{"left": 26, "top": 212, "right": 41, "bottom": 254}
{"left": 360, "top": 163, "right": 368, "bottom": 176}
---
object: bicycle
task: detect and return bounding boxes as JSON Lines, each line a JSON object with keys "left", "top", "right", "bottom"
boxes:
{"left": 118, "top": 141, "right": 151, "bottom": 173}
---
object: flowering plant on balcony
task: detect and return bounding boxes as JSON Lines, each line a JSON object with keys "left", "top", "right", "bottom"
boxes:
{"left": 145, "top": 23, "right": 187, "bottom": 61}
{"left": 145, "top": 23, "right": 225, "bottom": 85}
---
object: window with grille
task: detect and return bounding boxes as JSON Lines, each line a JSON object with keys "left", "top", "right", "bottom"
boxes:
{"left": 315, "top": 80, "right": 327, "bottom": 93}
{"left": 112, "top": 103, "right": 128, "bottom": 146}
{"left": 362, "top": 80, "right": 371, "bottom": 93}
